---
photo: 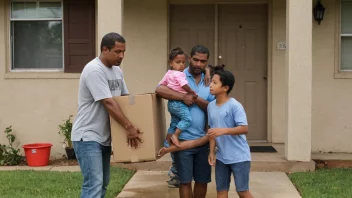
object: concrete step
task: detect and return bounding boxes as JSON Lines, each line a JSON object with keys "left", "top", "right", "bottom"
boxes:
{"left": 112, "top": 154, "right": 315, "bottom": 173}
{"left": 112, "top": 144, "right": 315, "bottom": 173}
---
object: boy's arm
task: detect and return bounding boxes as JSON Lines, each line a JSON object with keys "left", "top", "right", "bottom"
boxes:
{"left": 208, "top": 137, "right": 216, "bottom": 166}
{"left": 226, "top": 104, "right": 248, "bottom": 135}
{"left": 207, "top": 126, "right": 248, "bottom": 138}
{"left": 209, "top": 137, "right": 216, "bottom": 154}
{"left": 224, "top": 125, "right": 248, "bottom": 135}
{"left": 207, "top": 104, "right": 248, "bottom": 137}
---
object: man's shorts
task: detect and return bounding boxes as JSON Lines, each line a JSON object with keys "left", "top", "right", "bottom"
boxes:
{"left": 215, "top": 160, "right": 251, "bottom": 192}
{"left": 173, "top": 143, "right": 211, "bottom": 184}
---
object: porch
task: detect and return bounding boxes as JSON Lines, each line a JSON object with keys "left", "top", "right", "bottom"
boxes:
{"left": 106, "top": 0, "right": 314, "bottom": 163}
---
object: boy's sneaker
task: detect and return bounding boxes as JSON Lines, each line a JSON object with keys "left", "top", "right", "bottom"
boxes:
{"left": 167, "top": 177, "right": 180, "bottom": 188}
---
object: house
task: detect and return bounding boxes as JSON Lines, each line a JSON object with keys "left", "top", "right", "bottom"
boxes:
{"left": 0, "top": 0, "right": 351, "bottom": 162}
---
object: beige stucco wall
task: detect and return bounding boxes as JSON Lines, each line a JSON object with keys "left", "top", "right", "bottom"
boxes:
{"left": 122, "top": 0, "right": 170, "bottom": 128}
{"left": 271, "top": 0, "right": 352, "bottom": 152}
{"left": 271, "top": 0, "right": 286, "bottom": 143}
{"left": 311, "top": 0, "right": 352, "bottom": 152}
{"left": 0, "top": 0, "right": 79, "bottom": 158}
{"left": 0, "top": 0, "right": 168, "bottom": 158}
{"left": 122, "top": 0, "right": 168, "bottom": 94}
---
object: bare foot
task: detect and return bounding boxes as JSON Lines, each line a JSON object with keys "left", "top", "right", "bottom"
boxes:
{"left": 170, "top": 134, "right": 181, "bottom": 147}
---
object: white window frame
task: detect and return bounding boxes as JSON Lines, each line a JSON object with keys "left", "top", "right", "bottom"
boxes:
{"left": 335, "top": 0, "right": 352, "bottom": 78}
{"left": 9, "top": 0, "right": 64, "bottom": 72}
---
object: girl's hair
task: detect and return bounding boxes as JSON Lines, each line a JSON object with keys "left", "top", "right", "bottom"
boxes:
{"left": 208, "top": 64, "right": 225, "bottom": 77}
{"left": 169, "top": 47, "right": 186, "bottom": 61}
{"left": 210, "top": 64, "right": 235, "bottom": 94}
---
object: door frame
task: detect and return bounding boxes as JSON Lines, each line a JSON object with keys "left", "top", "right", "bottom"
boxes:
{"left": 167, "top": 0, "right": 273, "bottom": 142}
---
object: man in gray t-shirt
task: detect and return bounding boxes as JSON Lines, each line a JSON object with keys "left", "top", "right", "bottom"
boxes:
{"left": 71, "top": 32, "right": 143, "bottom": 198}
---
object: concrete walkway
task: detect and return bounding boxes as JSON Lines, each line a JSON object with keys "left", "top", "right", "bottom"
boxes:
{"left": 117, "top": 171, "right": 302, "bottom": 198}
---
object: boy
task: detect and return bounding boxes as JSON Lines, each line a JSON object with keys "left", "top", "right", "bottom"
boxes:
{"left": 207, "top": 65, "right": 253, "bottom": 198}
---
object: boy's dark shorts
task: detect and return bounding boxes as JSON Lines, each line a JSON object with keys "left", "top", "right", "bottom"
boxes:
{"left": 173, "top": 143, "right": 211, "bottom": 184}
{"left": 215, "top": 160, "right": 251, "bottom": 192}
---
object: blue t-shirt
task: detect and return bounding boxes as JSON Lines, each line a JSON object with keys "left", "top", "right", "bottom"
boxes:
{"left": 179, "top": 68, "right": 215, "bottom": 140}
{"left": 207, "top": 98, "right": 251, "bottom": 164}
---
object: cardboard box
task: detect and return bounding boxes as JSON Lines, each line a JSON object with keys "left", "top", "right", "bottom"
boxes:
{"left": 110, "top": 93, "right": 166, "bottom": 163}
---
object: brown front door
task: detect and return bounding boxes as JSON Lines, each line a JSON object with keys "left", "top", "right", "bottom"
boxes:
{"left": 218, "top": 4, "right": 268, "bottom": 140}
{"left": 169, "top": 5, "right": 215, "bottom": 65}
{"left": 170, "top": 4, "right": 268, "bottom": 141}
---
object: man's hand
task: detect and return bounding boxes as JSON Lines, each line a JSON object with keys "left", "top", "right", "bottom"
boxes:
{"left": 182, "top": 94, "right": 195, "bottom": 106}
{"left": 126, "top": 125, "right": 143, "bottom": 149}
{"left": 204, "top": 66, "right": 212, "bottom": 86}
{"left": 204, "top": 73, "right": 211, "bottom": 86}
{"left": 207, "top": 128, "right": 227, "bottom": 138}
{"left": 208, "top": 153, "right": 216, "bottom": 166}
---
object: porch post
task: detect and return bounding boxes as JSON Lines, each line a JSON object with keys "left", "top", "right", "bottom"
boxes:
{"left": 285, "top": 0, "right": 312, "bottom": 161}
{"left": 96, "top": 0, "right": 124, "bottom": 55}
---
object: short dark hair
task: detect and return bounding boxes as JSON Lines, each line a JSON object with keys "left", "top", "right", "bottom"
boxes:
{"left": 213, "top": 65, "right": 235, "bottom": 94}
{"left": 100, "top": 32, "right": 126, "bottom": 52}
{"left": 169, "top": 47, "right": 186, "bottom": 61}
{"left": 190, "top": 45, "right": 210, "bottom": 58}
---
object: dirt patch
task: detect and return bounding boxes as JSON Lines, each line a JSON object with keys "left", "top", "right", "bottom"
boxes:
{"left": 48, "top": 159, "right": 79, "bottom": 166}
{"left": 15, "top": 158, "right": 78, "bottom": 166}
{"left": 314, "top": 159, "right": 352, "bottom": 169}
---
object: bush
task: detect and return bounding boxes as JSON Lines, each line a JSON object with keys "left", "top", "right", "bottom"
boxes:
{"left": 0, "top": 126, "right": 24, "bottom": 166}
{"left": 58, "top": 115, "right": 73, "bottom": 148}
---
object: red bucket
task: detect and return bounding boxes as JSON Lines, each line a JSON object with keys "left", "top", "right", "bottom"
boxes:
{"left": 22, "top": 143, "right": 52, "bottom": 167}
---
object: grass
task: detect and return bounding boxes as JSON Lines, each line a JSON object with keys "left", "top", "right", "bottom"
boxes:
{"left": 289, "top": 168, "right": 352, "bottom": 198}
{"left": 0, "top": 166, "right": 135, "bottom": 198}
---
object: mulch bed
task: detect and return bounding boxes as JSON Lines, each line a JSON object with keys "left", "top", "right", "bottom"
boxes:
{"left": 48, "top": 159, "right": 79, "bottom": 166}
{"left": 14, "top": 158, "right": 79, "bottom": 166}
{"left": 314, "top": 159, "right": 352, "bottom": 169}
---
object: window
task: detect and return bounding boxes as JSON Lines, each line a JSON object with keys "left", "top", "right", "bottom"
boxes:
{"left": 9, "top": 0, "right": 96, "bottom": 73}
{"left": 341, "top": 0, "right": 352, "bottom": 71}
{"left": 10, "top": 1, "right": 63, "bottom": 70}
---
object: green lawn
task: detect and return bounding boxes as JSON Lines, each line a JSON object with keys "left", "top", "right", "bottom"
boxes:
{"left": 0, "top": 166, "right": 135, "bottom": 198}
{"left": 289, "top": 168, "right": 352, "bottom": 198}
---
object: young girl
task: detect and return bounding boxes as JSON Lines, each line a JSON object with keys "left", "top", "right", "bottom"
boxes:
{"left": 159, "top": 47, "right": 198, "bottom": 147}
{"left": 207, "top": 66, "right": 253, "bottom": 198}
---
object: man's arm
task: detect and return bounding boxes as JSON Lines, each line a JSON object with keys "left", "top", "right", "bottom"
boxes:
{"left": 102, "top": 98, "right": 132, "bottom": 129}
{"left": 155, "top": 85, "right": 194, "bottom": 106}
{"left": 155, "top": 85, "right": 184, "bottom": 100}
{"left": 194, "top": 97, "right": 210, "bottom": 112}
{"left": 101, "top": 98, "right": 142, "bottom": 148}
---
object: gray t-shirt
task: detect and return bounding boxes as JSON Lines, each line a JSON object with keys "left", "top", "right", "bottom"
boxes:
{"left": 71, "top": 57, "right": 129, "bottom": 146}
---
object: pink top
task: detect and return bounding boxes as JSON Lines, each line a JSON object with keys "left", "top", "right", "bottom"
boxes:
{"left": 159, "top": 70, "right": 189, "bottom": 93}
